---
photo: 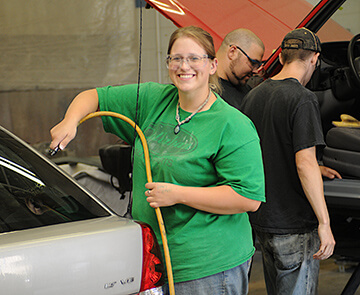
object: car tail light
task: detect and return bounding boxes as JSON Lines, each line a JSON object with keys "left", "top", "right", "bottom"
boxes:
{"left": 138, "top": 222, "right": 165, "bottom": 292}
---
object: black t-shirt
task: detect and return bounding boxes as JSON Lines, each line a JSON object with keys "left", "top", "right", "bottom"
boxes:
{"left": 241, "top": 78, "right": 325, "bottom": 234}
{"left": 219, "top": 78, "right": 251, "bottom": 110}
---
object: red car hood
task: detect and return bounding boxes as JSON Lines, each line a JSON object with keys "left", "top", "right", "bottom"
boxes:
{"left": 145, "top": 0, "right": 352, "bottom": 60}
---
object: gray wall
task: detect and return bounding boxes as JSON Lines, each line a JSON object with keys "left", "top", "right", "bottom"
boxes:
{"left": 0, "top": 2, "right": 175, "bottom": 157}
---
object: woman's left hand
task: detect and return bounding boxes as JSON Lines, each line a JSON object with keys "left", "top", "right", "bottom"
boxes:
{"left": 145, "top": 182, "right": 179, "bottom": 208}
{"left": 145, "top": 182, "right": 261, "bottom": 214}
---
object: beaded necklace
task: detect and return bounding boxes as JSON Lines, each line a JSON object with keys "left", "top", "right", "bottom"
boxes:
{"left": 174, "top": 90, "right": 211, "bottom": 135}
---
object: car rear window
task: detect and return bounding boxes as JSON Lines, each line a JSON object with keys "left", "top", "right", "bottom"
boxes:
{"left": 0, "top": 128, "right": 111, "bottom": 233}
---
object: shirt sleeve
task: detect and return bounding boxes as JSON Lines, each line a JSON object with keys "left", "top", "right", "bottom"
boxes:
{"left": 292, "top": 97, "right": 325, "bottom": 153}
{"left": 215, "top": 118, "right": 266, "bottom": 202}
{"left": 97, "top": 83, "right": 142, "bottom": 144}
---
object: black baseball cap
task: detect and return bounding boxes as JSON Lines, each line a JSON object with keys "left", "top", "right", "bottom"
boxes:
{"left": 281, "top": 28, "right": 321, "bottom": 53}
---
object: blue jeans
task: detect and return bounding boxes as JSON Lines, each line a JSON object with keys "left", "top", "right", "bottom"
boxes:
{"left": 162, "top": 259, "right": 252, "bottom": 295}
{"left": 255, "top": 229, "right": 320, "bottom": 295}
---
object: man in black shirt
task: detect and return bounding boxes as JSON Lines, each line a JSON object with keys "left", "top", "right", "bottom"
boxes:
{"left": 240, "top": 28, "right": 336, "bottom": 295}
{"left": 216, "top": 28, "right": 264, "bottom": 109}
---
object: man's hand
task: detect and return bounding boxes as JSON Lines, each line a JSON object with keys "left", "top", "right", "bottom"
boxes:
{"left": 313, "top": 223, "right": 335, "bottom": 260}
{"left": 319, "top": 165, "right": 342, "bottom": 180}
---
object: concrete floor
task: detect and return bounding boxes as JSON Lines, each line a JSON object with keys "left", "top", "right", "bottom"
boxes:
{"left": 249, "top": 250, "right": 360, "bottom": 294}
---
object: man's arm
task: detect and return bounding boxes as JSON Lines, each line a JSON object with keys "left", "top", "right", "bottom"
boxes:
{"left": 295, "top": 146, "right": 336, "bottom": 260}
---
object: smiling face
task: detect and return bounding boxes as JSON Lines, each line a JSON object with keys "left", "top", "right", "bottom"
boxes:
{"left": 168, "top": 36, "right": 217, "bottom": 96}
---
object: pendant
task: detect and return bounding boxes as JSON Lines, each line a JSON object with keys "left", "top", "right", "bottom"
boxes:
{"left": 174, "top": 125, "right": 180, "bottom": 135}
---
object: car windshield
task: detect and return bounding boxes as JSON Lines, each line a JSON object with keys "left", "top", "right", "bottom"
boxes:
{"left": 307, "top": 0, "right": 359, "bottom": 42}
{"left": 0, "top": 127, "right": 110, "bottom": 233}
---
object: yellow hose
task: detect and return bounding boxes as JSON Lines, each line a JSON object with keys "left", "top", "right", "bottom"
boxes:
{"left": 79, "top": 111, "right": 175, "bottom": 295}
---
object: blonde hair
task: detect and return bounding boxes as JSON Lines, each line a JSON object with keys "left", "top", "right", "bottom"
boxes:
{"left": 167, "top": 26, "right": 221, "bottom": 94}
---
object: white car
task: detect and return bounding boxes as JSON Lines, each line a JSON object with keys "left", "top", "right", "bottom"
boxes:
{"left": 0, "top": 125, "right": 164, "bottom": 295}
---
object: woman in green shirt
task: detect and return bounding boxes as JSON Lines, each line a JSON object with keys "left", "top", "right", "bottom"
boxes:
{"left": 50, "top": 26, "right": 265, "bottom": 295}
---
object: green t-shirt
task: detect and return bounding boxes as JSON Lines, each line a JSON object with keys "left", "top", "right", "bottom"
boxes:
{"left": 97, "top": 82, "right": 265, "bottom": 283}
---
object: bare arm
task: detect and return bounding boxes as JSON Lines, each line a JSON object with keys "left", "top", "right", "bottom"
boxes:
{"left": 296, "top": 147, "right": 335, "bottom": 260}
{"left": 145, "top": 182, "right": 261, "bottom": 214}
{"left": 50, "top": 89, "right": 99, "bottom": 150}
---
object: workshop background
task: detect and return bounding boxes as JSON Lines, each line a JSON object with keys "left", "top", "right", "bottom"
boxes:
{"left": 0, "top": 1, "right": 359, "bottom": 294}
{"left": 0, "top": 0, "right": 177, "bottom": 157}
{"left": 0, "top": 0, "right": 358, "bottom": 156}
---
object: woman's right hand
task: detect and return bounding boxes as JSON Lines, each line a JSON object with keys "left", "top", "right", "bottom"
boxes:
{"left": 49, "top": 89, "right": 100, "bottom": 152}
{"left": 50, "top": 118, "right": 79, "bottom": 151}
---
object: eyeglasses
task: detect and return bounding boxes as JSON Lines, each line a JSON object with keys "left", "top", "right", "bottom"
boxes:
{"left": 230, "top": 44, "right": 262, "bottom": 70}
{"left": 166, "top": 54, "right": 210, "bottom": 70}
